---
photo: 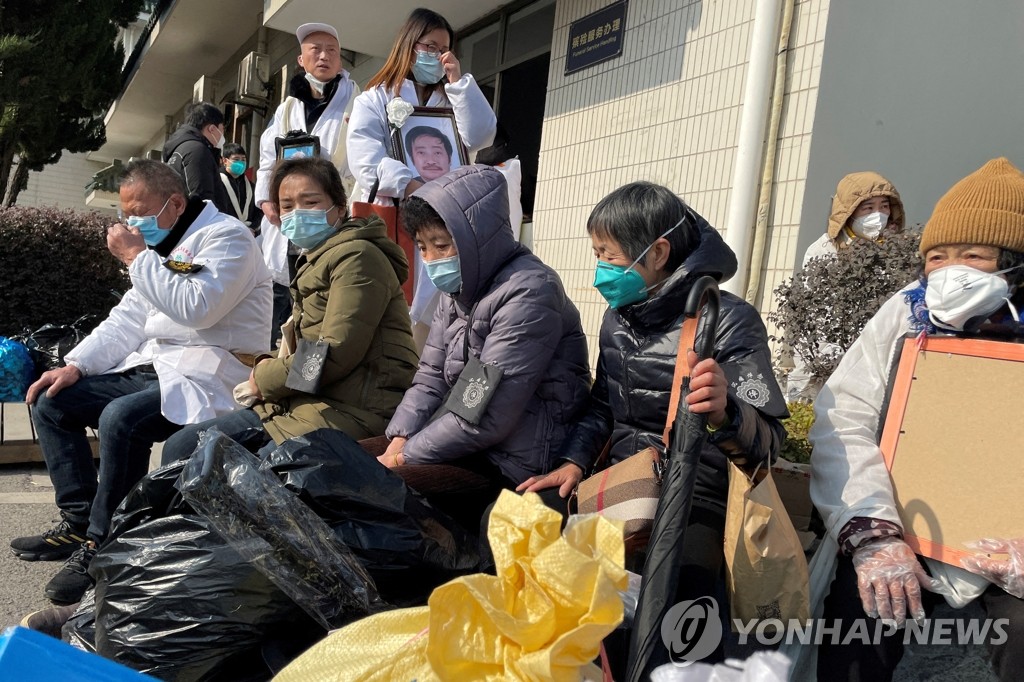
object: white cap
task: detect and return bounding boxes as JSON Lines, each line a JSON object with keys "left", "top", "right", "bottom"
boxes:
{"left": 296, "top": 22, "right": 339, "bottom": 44}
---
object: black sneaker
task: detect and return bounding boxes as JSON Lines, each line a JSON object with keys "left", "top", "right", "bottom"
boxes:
{"left": 19, "top": 601, "right": 80, "bottom": 638}
{"left": 10, "top": 514, "right": 89, "bottom": 561}
{"left": 44, "top": 541, "right": 97, "bottom": 604}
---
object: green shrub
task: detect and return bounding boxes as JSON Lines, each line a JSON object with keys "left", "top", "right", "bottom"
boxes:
{"left": 780, "top": 401, "right": 814, "bottom": 464}
{"left": 0, "top": 206, "right": 129, "bottom": 337}
{"left": 768, "top": 227, "right": 922, "bottom": 386}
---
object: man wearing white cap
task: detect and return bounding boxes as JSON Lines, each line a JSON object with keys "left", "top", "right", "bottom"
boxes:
{"left": 254, "top": 22, "right": 359, "bottom": 344}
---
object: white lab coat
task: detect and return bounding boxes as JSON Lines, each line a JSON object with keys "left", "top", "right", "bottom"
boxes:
{"left": 346, "top": 74, "right": 496, "bottom": 324}
{"left": 255, "top": 72, "right": 358, "bottom": 286}
{"left": 65, "top": 202, "right": 273, "bottom": 425}
{"left": 808, "top": 283, "right": 992, "bottom": 607}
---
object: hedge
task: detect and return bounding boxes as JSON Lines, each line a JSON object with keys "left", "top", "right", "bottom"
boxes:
{"left": 0, "top": 206, "right": 130, "bottom": 337}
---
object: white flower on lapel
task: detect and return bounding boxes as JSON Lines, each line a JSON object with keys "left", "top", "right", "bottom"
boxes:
{"left": 386, "top": 98, "right": 415, "bottom": 129}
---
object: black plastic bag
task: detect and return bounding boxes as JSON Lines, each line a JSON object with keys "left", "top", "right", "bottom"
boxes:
{"left": 178, "top": 429, "right": 383, "bottom": 630}
{"left": 17, "top": 314, "right": 97, "bottom": 375}
{"left": 265, "top": 428, "right": 479, "bottom": 604}
{"left": 65, "top": 459, "right": 321, "bottom": 681}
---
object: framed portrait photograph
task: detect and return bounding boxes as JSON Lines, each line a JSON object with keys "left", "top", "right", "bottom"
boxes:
{"left": 392, "top": 107, "right": 470, "bottom": 184}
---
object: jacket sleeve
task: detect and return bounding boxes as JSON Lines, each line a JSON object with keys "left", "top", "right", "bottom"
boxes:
{"left": 445, "top": 74, "right": 496, "bottom": 152}
{"left": 400, "top": 280, "right": 565, "bottom": 464}
{"left": 385, "top": 304, "right": 451, "bottom": 438}
{"left": 809, "top": 292, "right": 908, "bottom": 542}
{"left": 554, "top": 353, "right": 614, "bottom": 474}
{"left": 255, "top": 243, "right": 394, "bottom": 402}
{"left": 129, "top": 224, "right": 260, "bottom": 330}
{"left": 63, "top": 289, "right": 150, "bottom": 375}
{"left": 254, "top": 107, "right": 282, "bottom": 207}
{"left": 346, "top": 89, "right": 408, "bottom": 200}
{"left": 698, "top": 301, "right": 788, "bottom": 471}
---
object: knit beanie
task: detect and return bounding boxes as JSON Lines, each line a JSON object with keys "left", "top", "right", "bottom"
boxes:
{"left": 919, "top": 157, "right": 1024, "bottom": 255}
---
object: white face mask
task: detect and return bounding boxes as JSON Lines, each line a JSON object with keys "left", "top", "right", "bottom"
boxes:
{"left": 850, "top": 211, "right": 889, "bottom": 240}
{"left": 925, "top": 264, "right": 1022, "bottom": 331}
{"left": 304, "top": 72, "right": 331, "bottom": 95}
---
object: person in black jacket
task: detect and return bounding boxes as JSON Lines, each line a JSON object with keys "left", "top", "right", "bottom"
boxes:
{"left": 218, "top": 143, "right": 261, "bottom": 231}
{"left": 163, "top": 102, "right": 232, "bottom": 214}
{"left": 519, "top": 181, "right": 788, "bottom": 668}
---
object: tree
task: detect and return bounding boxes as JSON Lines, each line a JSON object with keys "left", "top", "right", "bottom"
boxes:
{"left": 0, "top": 0, "right": 144, "bottom": 205}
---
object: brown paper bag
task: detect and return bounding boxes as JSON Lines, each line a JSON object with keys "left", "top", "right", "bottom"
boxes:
{"left": 724, "top": 461, "right": 810, "bottom": 628}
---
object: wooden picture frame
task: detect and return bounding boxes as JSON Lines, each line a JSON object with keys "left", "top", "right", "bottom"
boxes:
{"left": 391, "top": 107, "right": 469, "bottom": 184}
{"left": 879, "top": 334, "right": 1024, "bottom": 565}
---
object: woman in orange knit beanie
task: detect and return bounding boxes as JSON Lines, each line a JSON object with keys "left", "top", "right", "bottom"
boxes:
{"left": 808, "top": 157, "right": 1024, "bottom": 681}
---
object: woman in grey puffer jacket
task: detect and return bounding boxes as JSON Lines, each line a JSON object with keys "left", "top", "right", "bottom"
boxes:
{"left": 380, "top": 165, "right": 591, "bottom": 523}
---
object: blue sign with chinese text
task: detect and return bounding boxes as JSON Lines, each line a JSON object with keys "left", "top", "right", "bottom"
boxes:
{"left": 564, "top": 0, "right": 629, "bottom": 75}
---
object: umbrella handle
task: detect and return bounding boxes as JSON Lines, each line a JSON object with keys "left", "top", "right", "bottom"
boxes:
{"left": 683, "top": 276, "right": 720, "bottom": 362}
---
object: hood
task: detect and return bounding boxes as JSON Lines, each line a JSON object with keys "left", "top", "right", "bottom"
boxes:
{"left": 412, "top": 165, "right": 523, "bottom": 305}
{"left": 306, "top": 214, "right": 409, "bottom": 284}
{"left": 163, "top": 125, "right": 211, "bottom": 158}
{"left": 827, "top": 171, "right": 905, "bottom": 240}
{"left": 620, "top": 209, "right": 738, "bottom": 331}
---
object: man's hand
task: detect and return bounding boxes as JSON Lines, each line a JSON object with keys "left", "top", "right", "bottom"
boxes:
{"left": 261, "top": 202, "right": 281, "bottom": 226}
{"left": 107, "top": 223, "right": 147, "bottom": 266}
{"left": 684, "top": 350, "right": 728, "bottom": 428}
{"left": 517, "top": 461, "right": 584, "bottom": 499}
{"left": 378, "top": 437, "right": 407, "bottom": 468}
{"left": 26, "top": 365, "right": 82, "bottom": 404}
{"left": 439, "top": 51, "right": 462, "bottom": 83}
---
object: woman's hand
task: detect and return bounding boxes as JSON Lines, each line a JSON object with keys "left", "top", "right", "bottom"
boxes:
{"left": 852, "top": 537, "right": 947, "bottom": 626}
{"left": 517, "top": 462, "right": 584, "bottom": 498}
{"left": 439, "top": 51, "right": 461, "bottom": 83}
{"left": 961, "top": 537, "right": 1024, "bottom": 598}
{"left": 248, "top": 358, "right": 271, "bottom": 401}
{"left": 378, "top": 437, "right": 407, "bottom": 468}
{"left": 404, "top": 179, "right": 424, "bottom": 197}
{"left": 684, "top": 350, "right": 728, "bottom": 428}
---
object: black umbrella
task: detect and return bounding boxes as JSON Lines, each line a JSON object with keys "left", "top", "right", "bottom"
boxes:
{"left": 625, "top": 275, "right": 720, "bottom": 681}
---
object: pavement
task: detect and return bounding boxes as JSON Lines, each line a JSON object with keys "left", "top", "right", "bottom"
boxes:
{"left": 0, "top": 403, "right": 1001, "bottom": 679}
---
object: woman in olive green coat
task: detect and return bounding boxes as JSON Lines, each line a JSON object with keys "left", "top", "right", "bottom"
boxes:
{"left": 161, "top": 157, "right": 418, "bottom": 463}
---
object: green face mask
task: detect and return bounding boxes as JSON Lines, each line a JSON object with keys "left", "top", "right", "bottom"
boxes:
{"left": 592, "top": 219, "right": 683, "bottom": 308}
{"left": 228, "top": 160, "right": 247, "bottom": 176}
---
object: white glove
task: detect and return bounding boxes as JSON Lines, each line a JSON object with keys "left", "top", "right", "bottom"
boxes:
{"left": 960, "top": 537, "right": 1024, "bottom": 598}
{"left": 852, "top": 537, "right": 947, "bottom": 626}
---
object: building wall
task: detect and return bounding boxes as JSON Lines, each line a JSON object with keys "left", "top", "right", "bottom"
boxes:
{"left": 19, "top": 153, "right": 111, "bottom": 212}
{"left": 796, "top": 0, "right": 1024, "bottom": 263}
{"left": 534, "top": 0, "right": 830, "bottom": 360}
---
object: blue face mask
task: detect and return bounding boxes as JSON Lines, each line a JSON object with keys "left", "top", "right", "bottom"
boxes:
{"left": 126, "top": 197, "right": 172, "bottom": 246}
{"left": 424, "top": 254, "right": 462, "bottom": 294}
{"left": 228, "top": 160, "right": 247, "bottom": 177}
{"left": 279, "top": 206, "right": 338, "bottom": 250}
{"left": 411, "top": 50, "right": 445, "bottom": 85}
{"left": 593, "top": 220, "right": 682, "bottom": 308}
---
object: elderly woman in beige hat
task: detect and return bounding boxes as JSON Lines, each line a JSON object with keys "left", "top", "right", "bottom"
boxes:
{"left": 807, "top": 157, "right": 1024, "bottom": 680}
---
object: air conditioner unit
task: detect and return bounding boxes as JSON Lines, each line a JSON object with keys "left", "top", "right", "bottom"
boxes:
{"left": 193, "top": 75, "right": 220, "bottom": 104}
{"left": 237, "top": 52, "right": 270, "bottom": 105}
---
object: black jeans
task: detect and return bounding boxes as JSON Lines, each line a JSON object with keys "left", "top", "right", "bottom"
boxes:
{"left": 819, "top": 553, "right": 1024, "bottom": 681}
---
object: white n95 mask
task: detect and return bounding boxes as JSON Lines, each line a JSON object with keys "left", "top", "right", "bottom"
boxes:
{"left": 925, "top": 263, "right": 1021, "bottom": 331}
{"left": 850, "top": 211, "right": 889, "bottom": 240}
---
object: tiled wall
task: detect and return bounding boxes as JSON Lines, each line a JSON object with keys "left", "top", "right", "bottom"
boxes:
{"left": 18, "top": 153, "right": 110, "bottom": 212}
{"left": 534, "top": 0, "right": 829, "bottom": 362}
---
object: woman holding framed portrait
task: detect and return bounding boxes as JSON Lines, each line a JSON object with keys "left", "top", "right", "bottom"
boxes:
{"left": 347, "top": 8, "right": 496, "bottom": 349}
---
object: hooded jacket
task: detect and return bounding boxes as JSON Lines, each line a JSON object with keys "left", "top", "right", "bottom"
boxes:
{"left": 163, "top": 125, "right": 232, "bottom": 215}
{"left": 558, "top": 212, "right": 789, "bottom": 511}
{"left": 385, "top": 166, "right": 591, "bottom": 485}
{"left": 804, "top": 172, "right": 906, "bottom": 265}
{"left": 253, "top": 214, "right": 419, "bottom": 443}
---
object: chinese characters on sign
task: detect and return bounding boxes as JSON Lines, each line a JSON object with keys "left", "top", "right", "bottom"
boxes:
{"left": 565, "top": 0, "right": 629, "bottom": 75}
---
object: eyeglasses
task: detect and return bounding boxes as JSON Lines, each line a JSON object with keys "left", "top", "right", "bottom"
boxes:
{"left": 415, "top": 41, "right": 449, "bottom": 57}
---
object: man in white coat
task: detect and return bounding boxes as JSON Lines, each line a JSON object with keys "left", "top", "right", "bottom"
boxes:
{"left": 10, "top": 159, "right": 272, "bottom": 604}
{"left": 254, "top": 22, "right": 358, "bottom": 344}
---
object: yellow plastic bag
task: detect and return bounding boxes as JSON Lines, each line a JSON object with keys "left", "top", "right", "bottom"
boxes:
{"left": 274, "top": 490, "right": 628, "bottom": 682}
